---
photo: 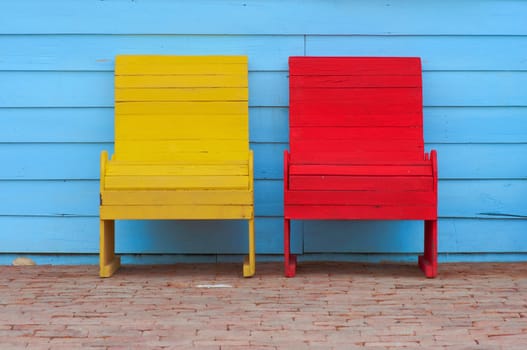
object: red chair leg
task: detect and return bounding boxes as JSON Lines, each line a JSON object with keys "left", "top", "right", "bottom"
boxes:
{"left": 284, "top": 218, "right": 297, "bottom": 277}
{"left": 419, "top": 219, "right": 438, "bottom": 278}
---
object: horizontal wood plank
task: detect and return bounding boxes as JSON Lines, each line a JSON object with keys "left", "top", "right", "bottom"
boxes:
{"left": 115, "top": 101, "right": 247, "bottom": 115}
{"left": 7, "top": 106, "right": 517, "bottom": 144}
{"left": 305, "top": 36, "right": 527, "bottom": 71}
{"left": 100, "top": 205, "right": 253, "bottom": 220}
{"left": 115, "top": 55, "right": 247, "bottom": 75}
{"left": 284, "top": 205, "right": 437, "bottom": 220}
{"left": 289, "top": 164, "right": 432, "bottom": 176}
{"left": 5, "top": 35, "right": 527, "bottom": 72}
{"left": 115, "top": 139, "right": 248, "bottom": 156}
{"left": 291, "top": 140, "right": 424, "bottom": 153}
{"left": 285, "top": 190, "right": 435, "bottom": 206}
{"left": 115, "top": 74, "right": 247, "bottom": 88}
{"left": 115, "top": 115, "right": 248, "bottom": 140}
{"left": 290, "top": 75, "right": 421, "bottom": 88}
{"left": 116, "top": 55, "right": 247, "bottom": 65}
{"left": 1, "top": 179, "right": 526, "bottom": 219}
{"left": 114, "top": 151, "right": 250, "bottom": 162}
{"left": 4, "top": 216, "right": 527, "bottom": 254}
{"left": 102, "top": 190, "right": 252, "bottom": 205}
{"left": 106, "top": 163, "right": 248, "bottom": 176}
{"left": 289, "top": 175, "right": 434, "bottom": 191}
{"left": 289, "top": 112, "right": 423, "bottom": 127}
{"left": 290, "top": 126, "right": 422, "bottom": 141}
{"left": 116, "top": 63, "right": 247, "bottom": 75}
{"left": 13, "top": 142, "right": 516, "bottom": 181}
{"left": 289, "top": 57, "right": 421, "bottom": 75}
{"left": 115, "top": 87, "right": 248, "bottom": 102}
{"left": 104, "top": 175, "right": 249, "bottom": 190}
{"left": 290, "top": 87, "right": 422, "bottom": 106}
{"left": 5, "top": 71, "right": 527, "bottom": 108}
{"left": 290, "top": 150, "right": 426, "bottom": 164}
{"left": 3, "top": 1, "right": 526, "bottom": 35}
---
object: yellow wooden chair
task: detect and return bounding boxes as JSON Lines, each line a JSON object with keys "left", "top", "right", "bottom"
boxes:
{"left": 99, "top": 55, "right": 255, "bottom": 277}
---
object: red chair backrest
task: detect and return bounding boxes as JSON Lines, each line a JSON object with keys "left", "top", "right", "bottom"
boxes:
{"left": 289, "top": 57, "right": 424, "bottom": 164}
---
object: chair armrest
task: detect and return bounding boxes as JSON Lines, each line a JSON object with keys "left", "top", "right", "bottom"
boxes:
{"left": 430, "top": 149, "right": 438, "bottom": 194}
{"left": 249, "top": 149, "right": 254, "bottom": 192}
{"left": 284, "top": 150, "right": 290, "bottom": 190}
{"left": 100, "top": 150, "right": 108, "bottom": 193}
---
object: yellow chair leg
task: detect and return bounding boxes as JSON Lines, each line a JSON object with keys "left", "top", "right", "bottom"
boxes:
{"left": 99, "top": 219, "right": 121, "bottom": 277}
{"left": 243, "top": 217, "right": 256, "bottom": 277}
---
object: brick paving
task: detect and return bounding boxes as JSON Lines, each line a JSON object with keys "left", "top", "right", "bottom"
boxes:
{"left": 0, "top": 262, "right": 526, "bottom": 349}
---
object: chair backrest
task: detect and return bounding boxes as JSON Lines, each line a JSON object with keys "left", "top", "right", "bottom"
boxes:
{"left": 114, "top": 55, "right": 249, "bottom": 163}
{"left": 289, "top": 56, "right": 424, "bottom": 164}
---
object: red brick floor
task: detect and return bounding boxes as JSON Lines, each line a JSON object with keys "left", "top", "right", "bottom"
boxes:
{"left": 1, "top": 262, "right": 526, "bottom": 349}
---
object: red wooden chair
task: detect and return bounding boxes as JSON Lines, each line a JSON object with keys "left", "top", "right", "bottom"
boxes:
{"left": 284, "top": 57, "right": 438, "bottom": 278}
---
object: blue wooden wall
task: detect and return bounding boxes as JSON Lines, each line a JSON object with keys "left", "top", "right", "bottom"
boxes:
{"left": 1, "top": 0, "right": 527, "bottom": 264}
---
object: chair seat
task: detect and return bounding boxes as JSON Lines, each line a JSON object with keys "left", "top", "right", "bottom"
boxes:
{"left": 285, "top": 163, "right": 435, "bottom": 220}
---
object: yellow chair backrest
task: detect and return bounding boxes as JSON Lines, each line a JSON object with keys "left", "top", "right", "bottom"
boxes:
{"left": 113, "top": 55, "right": 249, "bottom": 163}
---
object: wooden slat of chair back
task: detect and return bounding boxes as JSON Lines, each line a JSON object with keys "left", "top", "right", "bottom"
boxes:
{"left": 114, "top": 55, "right": 249, "bottom": 162}
{"left": 288, "top": 56, "right": 424, "bottom": 164}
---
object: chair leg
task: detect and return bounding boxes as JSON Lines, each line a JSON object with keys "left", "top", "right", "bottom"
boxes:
{"left": 99, "top": 219, "right": 121, "bottom": 277}
{"left": 419, "top": 219, "right": 438, "bottom": 278}
{"left": 284, "top": 218, "right": 297, "bottom": 277}
{"left": 243, "top": 217, "right": 256, "bottom": 277}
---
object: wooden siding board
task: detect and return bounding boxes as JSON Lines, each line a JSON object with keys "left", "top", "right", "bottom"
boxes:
{"left": 303, "top": 219, "right": 527, "bottom": 253}
{"left": 0, "top": 108, "right": 114, "bottom": 143}
{"left": 1, "top": 179, "right": 525, "bottom": 219}
{"left": 439, "top": 180, "right": 527, "bottom": 219}
{"left": 3, "top": 35, "right": 526, "bottom": 72}
{"left": 1, "top": 0, "right": 526, "bottom": 35}
{"left": 0, "top": 71, "right": 289, "bottom": 108}
{"left": 2, "top": 106, "right": 526, "bottom": 144}
{"left": 249, "top": 108, "right": 289, "bottom": 143}
{"left": 0, "top": 180, "right": 284, "bottom": 218}
{"left": 305, "top": 36, "right": 527, "bottom": 71}
{"left": 3, "top": 71, "right": 527, "bottom": 108}
{"left": 424, "top": 107, "right": 527, "bottom": 144}
{"left": 2, "top": 217, "right": 527, "bottom": 254}
{"left": 0, "top": 217, "right": 299, "bottom": 254}
{"left": 3, "top": 143, "right": 527, "bottom": 181}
